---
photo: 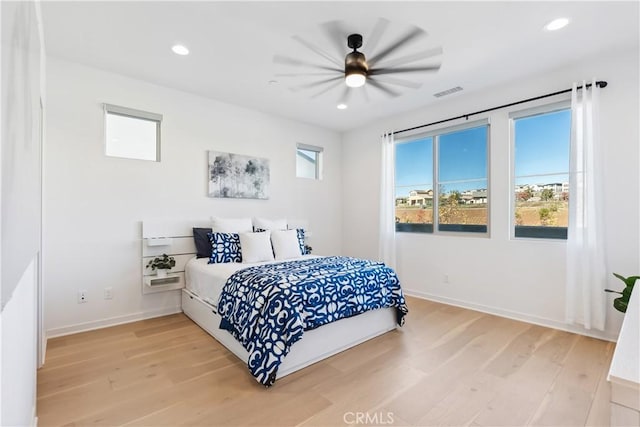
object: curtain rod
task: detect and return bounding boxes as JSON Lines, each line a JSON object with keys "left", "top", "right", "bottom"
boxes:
{"left": 392, "top": 80, "right": 608, "bottom": 136}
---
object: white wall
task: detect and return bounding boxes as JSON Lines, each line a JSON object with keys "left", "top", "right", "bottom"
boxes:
{"left": 1, "top": 261, "right": 38, "bottom": 427}
{"left": 1, "top": 1, "right": 44, "bottom": 425}
{"left": 44, "top": 57, "right": 342, "bottom": 336}
{"left": 341, "top": 47, "right": 639, "bottom": 340}
{"left": 1, "top": 0, "right": 43, "bottom": 307}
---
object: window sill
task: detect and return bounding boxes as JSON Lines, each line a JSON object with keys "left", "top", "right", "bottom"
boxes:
{"left": 395, "top": 223, "right": 488, "bottom": 237}
{"left": 514, "top": 226, "right": 567, "bottom": 240}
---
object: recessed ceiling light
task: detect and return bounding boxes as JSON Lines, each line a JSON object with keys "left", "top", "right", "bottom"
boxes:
{"left": 337, "top": 104, "right": 348, "bottom": 110}
{"left": 268, "top": 80, "right": 278, "bottom": 85}
{"left": 171, "top": 44, "right": 189, "bottom": 55}
{"left": 544, "top": 18, "right": 569, "bottom": 31}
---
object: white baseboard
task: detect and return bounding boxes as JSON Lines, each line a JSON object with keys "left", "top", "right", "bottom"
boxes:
{"left": 46, "top": 305, "right": 182, "bottom": 338}
{"left": 404, "top": 290, "right": 618, "bottom": 343}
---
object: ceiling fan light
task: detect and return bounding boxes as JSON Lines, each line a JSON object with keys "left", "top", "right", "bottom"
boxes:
{"left": 345, "top": 50, "right": 368, "bottom": 88}
{"left": 345, "top": 73, "right": 366, "bottom": 88}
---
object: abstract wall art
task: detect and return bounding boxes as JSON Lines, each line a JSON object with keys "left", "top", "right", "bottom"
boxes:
{"left": 208, "top": 151, "right": 270, "bottom": 199}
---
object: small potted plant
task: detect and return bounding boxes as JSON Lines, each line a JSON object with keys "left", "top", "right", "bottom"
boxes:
{"left": 146, "top": 254, "right": 176, "bottom": 278}
{"left": 605, "top": 273, "right": 639, "bottom": 313}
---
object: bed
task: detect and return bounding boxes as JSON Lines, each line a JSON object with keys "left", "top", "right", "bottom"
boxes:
{"left": 142, "top": 219, "right": 407, "bottom": 386}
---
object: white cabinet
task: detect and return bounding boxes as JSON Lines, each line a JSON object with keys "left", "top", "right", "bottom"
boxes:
{"left": 608, "top": 287, "right": 640, "bottom": 426}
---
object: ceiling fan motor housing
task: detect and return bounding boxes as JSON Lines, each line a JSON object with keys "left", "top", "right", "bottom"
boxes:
{"left": 345, "top": 51, "right": 368, "bottom": 77}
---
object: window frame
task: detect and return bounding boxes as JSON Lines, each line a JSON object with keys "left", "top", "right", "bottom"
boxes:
{"left": 509, "top": 100, "right": 571, "bottom": 241}
{"left": 103, "top": 103, "right": 162, "bottom": 162}
{"left": 395, "top": 118, "right": 490, "bottom": 236}
{"left": 296, "top": 143, "right": 323, "bottom": 180}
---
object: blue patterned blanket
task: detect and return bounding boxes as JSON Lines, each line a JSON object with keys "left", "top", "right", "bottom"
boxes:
{"left": 217, "top": 256, "right": 408, "bottom": 386}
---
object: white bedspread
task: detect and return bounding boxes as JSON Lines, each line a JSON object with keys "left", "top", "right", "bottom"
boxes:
{"left": 184, "top": 255, "right": 319, "bottom": 305}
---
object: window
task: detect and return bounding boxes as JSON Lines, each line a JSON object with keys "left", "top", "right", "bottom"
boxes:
{"left": 104, "top": 104, "right": 162, "bottom": 161}
{"left": 395, "top": 121, "right": 489, "bottom": 234}
{"left": 296, "top": 143, "right": 323, "bottom": 180}
{"left": 395, "top": 137, "right": 434, "bottom": 232}
{"left": 511, "top": 103, "right": 571, "bottom": 239}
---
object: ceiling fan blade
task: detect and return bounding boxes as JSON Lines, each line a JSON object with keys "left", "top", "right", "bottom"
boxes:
{"left": 273, "top": 55, "right": 341, "bottom": 72}
{"left": 369, "top": 65, "right": 441, "bottom": 75}
{"left": 368, "top": 26, "right": 426, "bottom": 65}
{"left": 364, "top": 18, "right": 390, "bottom": 56}
{"left": 372, "top": 47, "right": 443, "bottom": 69}
{"left": 289, "top": 76, "right": 342, "bottom": 93}
{"left": 292, "top": 35, "right": 342, "bottom": 67}
{"left": 321, "top": 20, "right": 349, "bottom": 57}
{"left": 369, "top": 75, "right": 422, "bottom": 89}
{"left": 367, "top": 79, "right": 401, "bottom": 98}
{"left": 337, "top": 85, "right": 352, "bottom": 105}
{"left": 311, "top": 79, "right": 343, "bottom": 99}
{"left": 275, "top": 72, "right": 339, "bottom": 77}
{"left": 361, "top": 85, "right": 371, "bottom": 103}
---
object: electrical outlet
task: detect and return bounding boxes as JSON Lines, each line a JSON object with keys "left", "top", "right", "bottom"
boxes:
{"left": 444, "top": 274, "right": 450, "bottom": 284}
{"left": 104, "top": 287, "right": 113, "bottom": 300}
{"left": 78, "top": 290, "right": 88, "bottom": 303}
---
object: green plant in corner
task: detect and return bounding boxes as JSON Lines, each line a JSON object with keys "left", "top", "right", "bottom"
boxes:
{"left": 146, "top": 254, "right": 176, "bottom": 271}
{"left": 604, "top": 273, "right": 639, "bottom": 313}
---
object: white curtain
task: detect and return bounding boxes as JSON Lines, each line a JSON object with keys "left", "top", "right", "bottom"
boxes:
{"left": 566, "top": 79, "right": 607, "bottom": 331}
{"left": 379, "top": 132, "right": 397, "bottom": 269}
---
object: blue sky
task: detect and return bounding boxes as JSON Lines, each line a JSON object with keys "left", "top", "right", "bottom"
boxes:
{"left": 395, "top": 110, "right": 571, "bottom": 197}
{"left": 514, "top": 109, "right": 571, "bottom": 177}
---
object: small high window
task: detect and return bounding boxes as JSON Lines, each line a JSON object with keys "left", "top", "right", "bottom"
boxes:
{"left": 296, "top": 143, "right": 323, "bottom": 180}
{"left": 104, "top": 104, "right": 162, "bottom": 161}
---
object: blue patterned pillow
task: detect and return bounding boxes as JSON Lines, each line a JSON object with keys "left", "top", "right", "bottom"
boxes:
{"left": 296, "top": 229, "right": 307, "bottom": 255}
{"left": 207, "top": 232, "right": 242, "bottom": 263}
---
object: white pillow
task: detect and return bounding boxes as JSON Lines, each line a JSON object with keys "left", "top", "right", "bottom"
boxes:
{"left": 239, "top": 231, "right": 274, "bottom": 263}
{"left": 253, "top": 217, "right": 287, "bottom": 231}
{"left": 271, "top": 229, "right": 303, "bottom": 260}
{"left": 212, "top": 217, "right": 253, "bottom": 233}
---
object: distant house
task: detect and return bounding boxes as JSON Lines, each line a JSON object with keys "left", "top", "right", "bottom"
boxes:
{"left": 408, "top": 189, "right": 433, "bottom": 206}
{"left": 395, "top": 197, "right": 408, "bottom": 206}
{"left": 541, "top": 183, "right": 564, "bottom": 194}
{"left": 470, "top": 190, "right": 488, "bottom": 204}
{"left": 515, "top": 182, "right": 569, "bottom": 198}
{"left": 461, "top": 190, "right": 487, "bottom": 204}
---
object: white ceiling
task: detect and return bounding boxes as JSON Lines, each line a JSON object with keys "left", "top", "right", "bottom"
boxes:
{"left": 41, "top": 1, "right": 639, "bottom": 132}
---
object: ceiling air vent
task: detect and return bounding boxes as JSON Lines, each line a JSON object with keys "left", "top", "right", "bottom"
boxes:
{"left": 433, "top": 86, "right": 463, "bottom": 98}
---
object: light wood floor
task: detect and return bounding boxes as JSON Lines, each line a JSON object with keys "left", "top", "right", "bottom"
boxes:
{"left": 37, "top": 297, "right": 614, "bottom": 426}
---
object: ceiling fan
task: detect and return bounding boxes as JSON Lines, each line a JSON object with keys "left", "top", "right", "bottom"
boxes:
{"left": 274, "top": 19, "right": 443, "bottom": 102}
